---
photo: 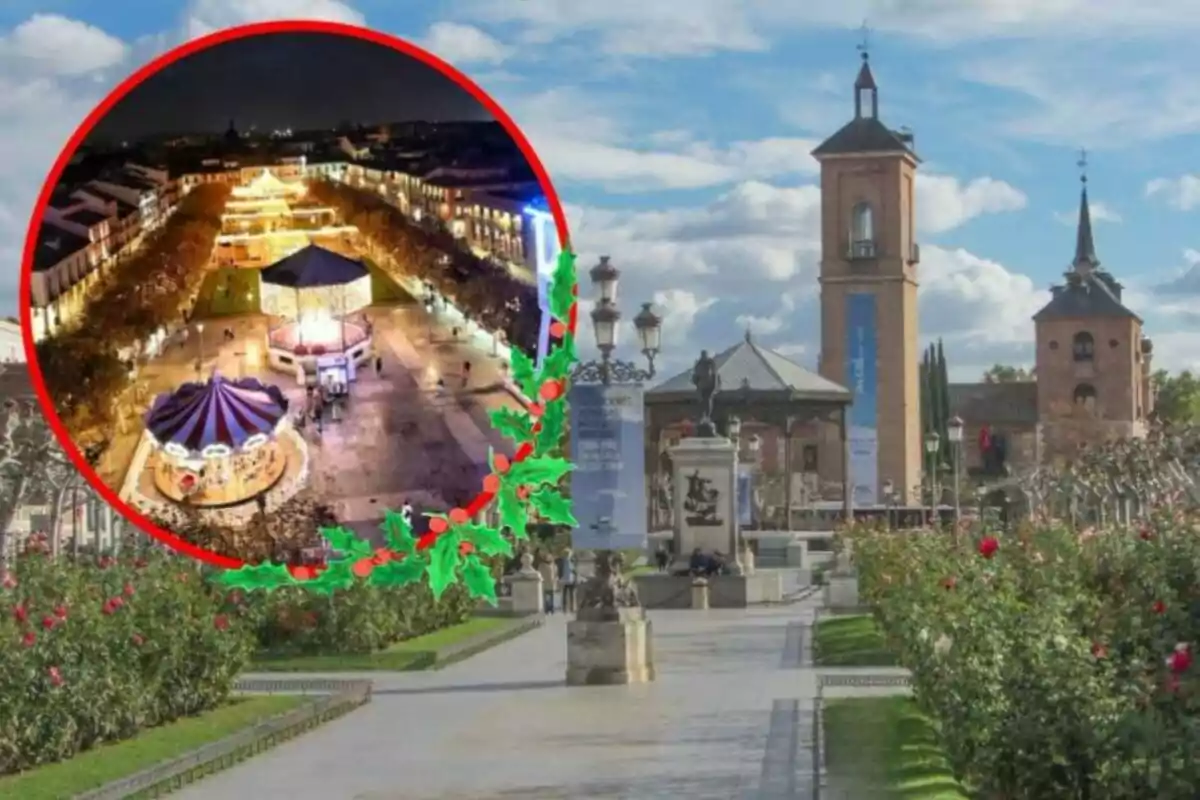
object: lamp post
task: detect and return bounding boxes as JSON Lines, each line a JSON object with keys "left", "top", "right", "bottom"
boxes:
{"left": 882, "top": 478, "right": 895, "bottom": 530}
{"left": 747, "top": 433, "right": 762, "bottom": 529}
{"left": 728, "top": 416, "right": 744, "bottom": 575}
{"left": 924, "top": 430, "right": 940, "bottom": 526}
{"left": 196, "top": 322, "right": 205, "bottom": 379}
{"left": 948, "top": 416, "right": 964, "bottom": 530}
{"left": 571, "top": 256, "right": 662, "bottom": 611}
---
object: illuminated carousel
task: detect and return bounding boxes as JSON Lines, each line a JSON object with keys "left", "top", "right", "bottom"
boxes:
{"left": 259, "top": 244, "right": 374, "bottom": 387}
{"left": 141, "top": 373, "right": 308, "bottom": 516}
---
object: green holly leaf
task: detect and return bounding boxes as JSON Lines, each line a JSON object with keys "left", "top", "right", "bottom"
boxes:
{"left": 557, "top": 331, "right": 577, "bottom": 364}
{"left": 539, "top": 341, "right": 574, "bottom": 384}
{"left": 529, "top": 486, "right": 577, "bottom": 527}
{"left": 535, "top": 399, "right": 566, "bottom": 457}
{"left": 368, "top": 555, "right": 427, "bottom": 588}
{"left": 549, "top": 251, "right": 576, "bottom": 322}
{"left": 426, "top": 532, "right": 463, "bottom": 600}
{"left": 212, "top": 562, "right": 296, "bottom": 592}
{"left": 507, "top": 455, "right": 573, "bottom": 488}
{"left": 497, "top": 485, "right": 529, "bottom": 540}
{"left": 462, "top": 554, "right": 498, "bottom": 606}
{"left": 510, "top": 348, "right": 538, "bottom": 399}
{"left": 460, "top": 523, "right": 514, "bottom": 557}
{"left": 380, "top": 509, "right": 417, "bottom": 554}
{"left": 319, "top": 525, "right": 373, "bottom": 558}
{"left": 489, "top": 406, "right": 534, "bottom": 444}
{"left": 299, "top": 558, "right": 357, "bottom": 596}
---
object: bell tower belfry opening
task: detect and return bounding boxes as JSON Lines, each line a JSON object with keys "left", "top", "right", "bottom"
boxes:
{"left": 813, "top": 36, "right": 923, "bottom": 506}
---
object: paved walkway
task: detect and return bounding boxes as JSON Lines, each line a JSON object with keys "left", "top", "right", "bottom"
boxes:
{"left": 179, "top": 596, "right": 832, "bottom": 800}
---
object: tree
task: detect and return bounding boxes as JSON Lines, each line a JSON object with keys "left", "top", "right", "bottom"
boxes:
{"left": 1151, "top": 369, "right": 1200, "bottom": 425}
{"left": 983, "top": 363, "right": 1034, "bottom": 383}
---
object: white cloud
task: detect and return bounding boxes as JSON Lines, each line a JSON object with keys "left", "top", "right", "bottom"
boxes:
{"left": 0, "top": 14, "right": 128, "bottom": 77}
{"left": 1053, "top": 200, "right": 1122, "bottom": 225}
{"left": 917, "top": 174, "right": 1027, "bottom": 234}
{"left": 505, "top": 89, "right": 820, "bottom": 191}
{"left": 182, "top": 0, "right": 365, "bottom": 39}
{"left": 1145, "top": 175, "right": 1200, "bottom": 211}
{"left": 418, "top": 22, "right": 512, "bottom": 66}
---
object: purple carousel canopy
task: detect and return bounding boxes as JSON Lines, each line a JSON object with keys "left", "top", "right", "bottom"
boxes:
{"left": 144, "top": 373, "right": 290, "bottom": 454}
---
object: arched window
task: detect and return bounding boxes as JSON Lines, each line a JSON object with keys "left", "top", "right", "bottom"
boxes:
{"left": 1073, "top": 383, "right": 1097, "bottom": 411}
{"left": 849, "top": 202, "right": 875, "bottom": 258}
{"left": 1072, "top": 331, "right": 1094, "bottom": 362}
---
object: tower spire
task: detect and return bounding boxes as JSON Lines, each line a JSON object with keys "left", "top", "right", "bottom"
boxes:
{"left": 853, "top": 20, "right": 878, "bottom": 119}
{"left": 1073, "top": 148, "right": 1099, "bottom": 272}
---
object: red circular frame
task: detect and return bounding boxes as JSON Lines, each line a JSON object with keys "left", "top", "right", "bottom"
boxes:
{"left": 18, "top": 20, "right": 573, "bottom": 569}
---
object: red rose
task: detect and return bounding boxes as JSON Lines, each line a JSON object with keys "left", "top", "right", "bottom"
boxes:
{"left": 978, "top": 537, "right": 999, "bottom": 559}
{"left": 1153, "top": 600, "right": 1167, "bottom": 615}
{"left": 54, "top": 604, "right": 68, "bottom": 620}
{"left": 134, "top": 558, "right": 148, "bottom": 569}
{"left": 13, "top": 605, "right": 27, "bottom": 624}
{"left": 41, "top": 615, "right": 55, "bottom": 630}
{"left": 123, "top": 583, "right": 135, "bottom": 597}
{"left": 47, "top": 666, "right": 63, "bottom": 687}
{"left": 213, "top": 614, "right": 229, "bottom": 631}
{"left": 22, "top": 631, "right": 35, "bottom": 647}
{"left": 1091, "top": 642, "right": 1107, "bottom": 659}
{"left": 1169, "top": 645, "right": 1192, "bottom": 674}
{"left": 1139, "top": 526, "right": 1153, "bottom": 541}
{"left": 941, "top": 576, "right": 957, "bottom": 591}
{"left": 2, "top": 574, "right": 15, "bottom": 589}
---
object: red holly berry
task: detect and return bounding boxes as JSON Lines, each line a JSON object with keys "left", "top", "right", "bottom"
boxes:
{"left": 352, "top": 558, "right": 375, "bottom": 578}
{"left": 13, "top": 605, "right": 27, "bottom": 624}
{"left": 483, "top": 474, "right": 501, "bottom": 494}
{"left": 21, "top": 631, "right": 35, "bottom": 647}
{"left": 123, "top": 583, "right": 135, "bottom": 597}
{"left": 539, "top": 380, "right": 562, "bottom": 402}
{"left": 449, "top": 507, "right": 469, "bottom": 525}
{"left": 528, "top": 403, "right": 544, "bottom": 417}
{"left": 429, "top": 517, "right": 449, "bottom": 534}
{"left": 493, "top": 454, "right": 510, "bottom": 473}
{"left": 372, "top": 548, "right": 393, "bottom": 565}
{"left": 459, "top": 541, "right": 476, "bottom": 556}
{"left": 47, "top": 666, "right": 63, "bottom": 687}
{"left": 549, "top": 321, "right": 567, "bottom": 338}
{"left": 516, "top": 485, "right": 531, "bottom": 500}
{"left": 213, "top": 614, "right": 230, "bottom": 631}
{"left": 291, "top": 565, "right": 313, "bottom": 581}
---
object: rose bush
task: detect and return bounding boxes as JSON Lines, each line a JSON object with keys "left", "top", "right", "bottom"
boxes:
{"left": 0, "top": 545, "right": 253, "bottom": 774}
{"left": 852, "top": 511, "right": 1200, "bottom": 798}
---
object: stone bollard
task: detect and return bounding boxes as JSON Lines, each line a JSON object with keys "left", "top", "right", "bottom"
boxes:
{"left": 508, "top": 552, "right": 544, "bottom": 616}
{"left": 741, "top": 544, "right": 756, "bottom": 576}
{"left": 690, "top": 577, "right": 710, "bottom": 610}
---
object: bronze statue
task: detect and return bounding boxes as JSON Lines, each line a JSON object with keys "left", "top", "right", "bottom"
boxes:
{"left": 691, "top": 350, "right": 720, "bottom": 437}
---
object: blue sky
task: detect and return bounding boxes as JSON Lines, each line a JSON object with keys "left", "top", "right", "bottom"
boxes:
{"left": 3, "top": 0, "right": 1199, "bottom": 383}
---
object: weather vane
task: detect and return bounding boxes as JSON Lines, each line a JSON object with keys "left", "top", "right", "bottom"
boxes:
{"left": 857, "top": 20, "right": 871, "bottom": 60}
{"left": 1077, "top": 147, "right": 1089, "bottom": 184}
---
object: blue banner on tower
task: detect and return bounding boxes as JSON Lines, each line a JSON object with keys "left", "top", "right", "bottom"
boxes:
{"left": 845, "top": 293, "right": 879, "bottom": 506}
{"left": 568, "top": 383, "right": 647, "bottom": 550}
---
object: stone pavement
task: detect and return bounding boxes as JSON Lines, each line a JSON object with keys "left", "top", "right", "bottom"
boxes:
{"left": 177, "top": 595, "right": 834, "bottom": 800}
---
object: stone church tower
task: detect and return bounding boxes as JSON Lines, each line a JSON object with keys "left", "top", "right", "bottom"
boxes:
{"left": 814, "top": 49, "right": 923, "bottom": 505}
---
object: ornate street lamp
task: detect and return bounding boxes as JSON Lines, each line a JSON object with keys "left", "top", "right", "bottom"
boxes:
{"left": 924, "top": 430, "right": 940, "bottom": 524}
{"left": 947, "top": 416, "right": 965, "bottom": 529}
{"left": 572, "top": 256, "right": 663, "bottom": 609}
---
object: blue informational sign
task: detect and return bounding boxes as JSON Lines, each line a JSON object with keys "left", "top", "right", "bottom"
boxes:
{"left": 845, "top": 293, "right": 879, "bottom": 506}
{"left": 737, "top": 464, "right": 753, "bottom": 526}
{"left": 568, "top": 383, "right": 647, "bottom": 551}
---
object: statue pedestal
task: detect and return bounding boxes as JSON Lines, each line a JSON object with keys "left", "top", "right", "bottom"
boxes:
{"left": 669, "top": 436, "right": 737, "bottom": 569}
{"left": 566, "top": 606, "right": 656, "bottom": 686}
{"left": 825, "top": 573, "right": 860, "bottom": 609}
{"left": 506, "top": 553, "right": 544, "bottom": 616}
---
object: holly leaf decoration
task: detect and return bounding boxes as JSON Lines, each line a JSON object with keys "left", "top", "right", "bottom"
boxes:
{"left": 528, "top": 486, "right": 577, "bottom": 527}
{"left": 510, "top": 348, "right": 538, "bottom": 399}
{"left": 426, "top": 532, "right": 463, "bottom": 600}
{"left": 507, "top": 455, "right": 573, "bottom": 488}
{"left": 539, "top": 341, "right": 574, "bottom": 384}
{"left": 212, "top": 562, "right": 296, "bottom": 592}
{"left": 497, "top": 485, "right": 529, "bottom": 539}
{"left": 368, "top": 555, "right": 427, "bottom": 588}
{"left": 557, "top": 331, "right": 577, "bottom": 364}
{"left": 299, "top": 558, "right": 357, "bottom": 596}
{"left": 536, "top": 399, "right": 566, "bottom": 457}
{"left": 489, "top": 406, "right": 534, "bottom": 445}
{"left": 462, "top": 554, "right": 498, "bottom": 605}
{"left": 460, "top": 523, "right": 514, "bottom": 557}
{"left": 320, "top": 525, "right": 373, "bottom": 558}
{"left": 549, "top": 251, "right": 576, "bottom": 322}
{"left": 380, "top": 509, "right": 417, "bottom": 554}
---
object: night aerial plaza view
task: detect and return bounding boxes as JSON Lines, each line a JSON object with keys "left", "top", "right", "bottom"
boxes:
{"left": 26, "top": 30, "right": 558, "bottom": 564}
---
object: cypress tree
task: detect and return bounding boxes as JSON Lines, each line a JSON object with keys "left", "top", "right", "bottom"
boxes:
{"left": 936, "top": 338, "right": 952, "bottom": 462}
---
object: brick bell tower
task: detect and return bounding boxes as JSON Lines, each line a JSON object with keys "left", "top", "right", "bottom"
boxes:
{"left": 813, "top": 44, "right": 923, "bottom": 506}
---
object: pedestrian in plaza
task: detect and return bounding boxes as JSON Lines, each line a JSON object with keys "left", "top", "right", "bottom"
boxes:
{"left": 538, "top": 551, "right": 559, "bottom": 614}
{"left": 400, "top": 499, "right": 414, "bottom": 529}
{"left": 558, "top": 549, "right": 577, "bottom": 614}
{"left": 462, "top": 360, "right": 471, "bottom": 389}
{"left": 451, "top": 326, "right": 460, "bottom": 341}
{"left": 375, "top": 355, "right": 383, "bottom": 376}
{"left": 655, "top": 546, "right": 670, "bottom": 573}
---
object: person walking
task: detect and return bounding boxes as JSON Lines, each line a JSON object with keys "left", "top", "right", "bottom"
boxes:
{"left": 462, "top": 360, "right": 472, "bottom": 389}
{"left": 537, "top": 551, "right": 558, "bottom": 614}
{"left": 558, "top": 548, "right": 577, "bottom": 613}
{"left": 374, "top": 355, "right": 383, "bottom": 376}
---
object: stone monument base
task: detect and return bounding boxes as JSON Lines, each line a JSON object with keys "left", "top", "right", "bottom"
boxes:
{"left": 633, "top": 572, "right": 783, "bottom": 609}
{"left": 566, "top": 606, "right": 656, "bottom": 686}
{"left": 825, "top": 573, "right": 860, "bottom": 609}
